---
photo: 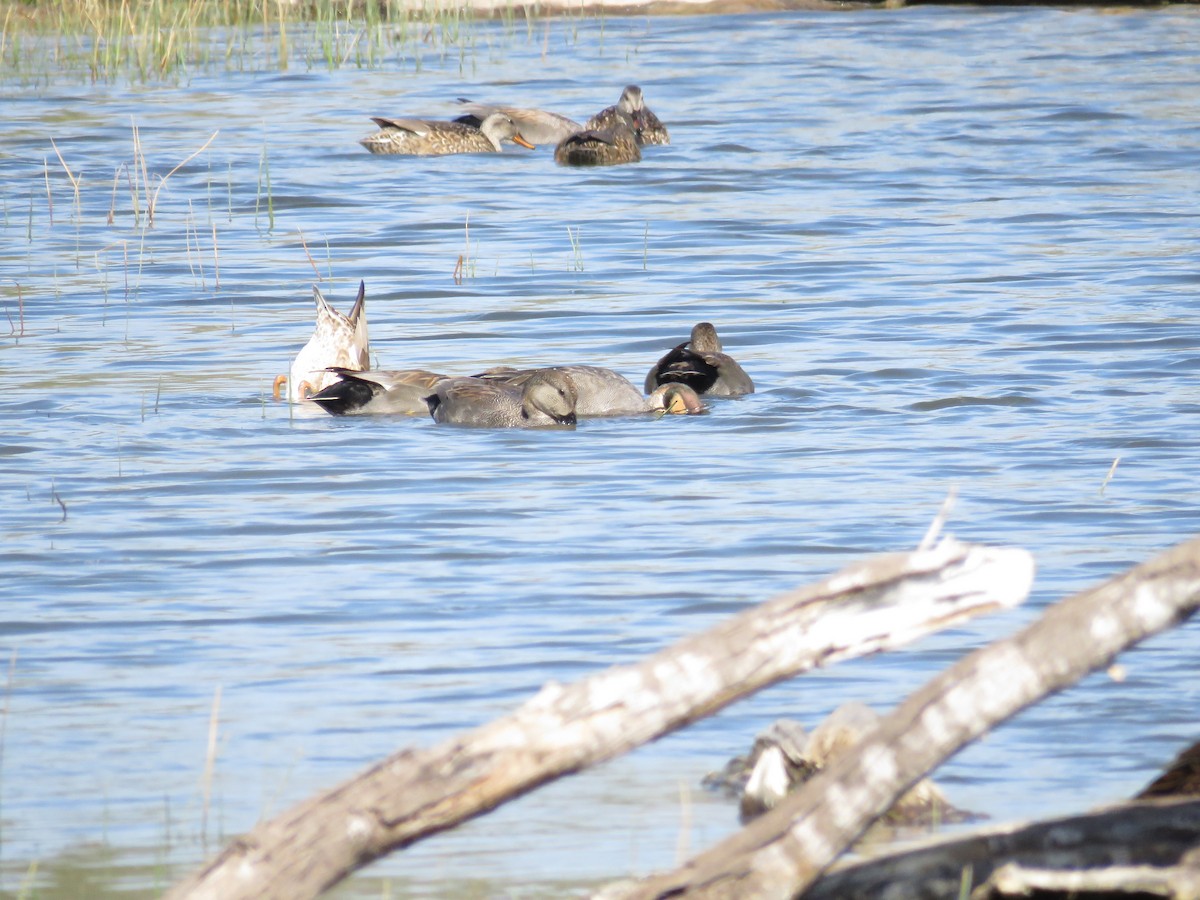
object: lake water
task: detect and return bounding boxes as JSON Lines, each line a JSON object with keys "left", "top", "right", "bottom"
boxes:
{"left": 3, "top": 4, "right": 1200, "bottom": 897}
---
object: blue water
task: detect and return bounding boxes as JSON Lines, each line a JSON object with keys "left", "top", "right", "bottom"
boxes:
{"left": 2, "top": 4, "right": 1200, "bottom": 897}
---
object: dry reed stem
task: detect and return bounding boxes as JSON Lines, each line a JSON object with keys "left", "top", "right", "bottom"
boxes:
{"left": 185, "top": 201, "right": 206, "bottom": 289}
{"left": 51, "top": 484, "right": 67, "bottom": 522}
{"left": 107, "top": 165, "right": 121, "bottom": 225}
{"left": 130, "top": 119, "right": 145, "bottom": 223}
{"left": 4, "top": 281, "right": 25, "bottom": 337}
{"left": 297, "top": 228, "right": 321, "bottom": 280}
{"left": 1100, "top": 458, "right": 1121, "bottom": 495}
{"left": 676, "top": 782, "right": 692, "bottom": 866}
{"left": 123, "top": 240, "right": 132, "bottom": 299}
{"left": 201, "top": 685, "right": 222, "bottom": 844}
{"left": 42, "top": 158, "right": 53, "bottom": 226}
{"left": 160, "top": 26, "right": 177, "bottom": 73}
{"left": 184, "top": 203, "right": 196, "bottom": 281}
{"left": 148, "top": 129, "right": 219, "bottom": 226}
{"left": 0, "top": 6, "right": 11, "bottom": 60}
{"left": 212, "top": 223, "right": 220, "bottom": 290}
{"left": 49, "top": 138, "right": 82, "bottom": 212}
{"left": 339, "top": 27, "right": 364, "bottom": 67}
{"left": 463, "top": 211, "right": 471, "bottom": 278}
{"left": 919, "top": 486, "right": 957, "bottom": 551}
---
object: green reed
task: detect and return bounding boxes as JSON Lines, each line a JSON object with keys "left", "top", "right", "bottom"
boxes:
{"left": 0, "top": 0, "right": 502, "bottom": 84}
{"left": 255, "top": 139, "right": 273, "bottom": 232}
{"left": 567, "top": 224, "right": 583, "bottom": 272}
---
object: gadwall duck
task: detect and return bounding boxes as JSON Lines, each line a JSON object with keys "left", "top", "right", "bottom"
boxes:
{"left": 477, "top": 365, "right": 703, "bottom": 416}
{"left": 644, "top": 322, "right": 755, "bottom": 397}
{"left": 703, "top": 704, "right": 977, "bottom": 826}
{"left": 428, "top": 369, "right": 578, "bottom": 428}
{"left": 359, "top": 112, "right": 536, "bottom": 156}
{"left": 453, "top": 99, "right": 582, "bottom": 146}
{"left": 1137, "top": 740, "right": 1200, "bottom": 799}
{"left": 648, "top": 383, "right": 706, "bottom": 415}
{"left": 553, "top": 118, "right": 641, "bottom": 167}
{"left": 273, "top": 281, "right": 370, "bottom": 402}
{"left": 307, "top": 368, "right": 449, "bottom": 416}
{"left": 586, "top": 85, "right": 670, "bottom": 147}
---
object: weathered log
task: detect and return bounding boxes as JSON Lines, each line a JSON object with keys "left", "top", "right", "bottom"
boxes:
{"left": 975, "top": 856, "right": 1200, "bottom": 900}
{"left": 600, "top": 535, "right": 1200, "bottom": 900}
{"left": 165, "top": 538, "right": 1032, "bottom": 900}
{"left": 801, "top": 797, "right": 1200, "bottom": 899}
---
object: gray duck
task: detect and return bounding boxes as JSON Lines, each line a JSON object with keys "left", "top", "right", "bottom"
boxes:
{"left": 307, "top": 368, "right": 449, "bottom": 416}
{"left": 476, "top": 364, "right": 703, "bottom": 416}
{"left": 427, "top": 369, "right": 578, "bottom": 428}
{"left": 453, "top": 99, "right": 582, "bottom": 146}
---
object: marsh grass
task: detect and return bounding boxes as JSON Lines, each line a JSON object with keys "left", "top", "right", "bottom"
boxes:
{"left": 566, "top": 224, "right": 583, "bottom": 272}
{"left": 1, "top": 0, "right": 493, "bottom": 84}
{"left": 16, "top": 116, "right": 246, "bottom": 333}
{"left": 255, "top": 141, "right": 274, "bottom": 232}
{"left": 3, "top": 280, "right": 26, "bottom": 337}
{"left": 462, "top": 212, "right": 479, "bottom": 280}
{"left": 148, "top": 129, "right": 220, "bottom": 226}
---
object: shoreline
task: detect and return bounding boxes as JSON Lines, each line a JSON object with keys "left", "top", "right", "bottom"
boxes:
{"left": 327, "top": 0, "right": 1193, "bottom": 14}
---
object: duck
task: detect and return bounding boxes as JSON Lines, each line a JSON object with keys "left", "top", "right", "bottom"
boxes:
{"left": 273, "top": 281, "right": 370, "bottom": 402}
{"left": 359, "top": 112, "right": 536, "bottom": 156}
{"left": 553, "top": 118, "right": 641, "bottom": 167}
{"left": 650, "top": 383, "right": 707, "bottom": 415}
{"left": 475, "top": 365, "right": 703, "bottom": 417}
{"left": 1137, "top": 740, "right": 1200, "bottom": 799}
{"left": 307, "top": 368, "right": 449, "bottom": 416}
{"left": 586, "top": 84, "right": 670, "bottom": 147}
{"left": 644, "top": 322, "right": 755, "bottom": 397}
{"left": 702, "top": 704, "right": 978, "bottom": 827}
{"left": 453, "top": 99, "right": 582, "bottom": 146}
{"left": 428, "top": 369, "right": 579, "bottom": 428}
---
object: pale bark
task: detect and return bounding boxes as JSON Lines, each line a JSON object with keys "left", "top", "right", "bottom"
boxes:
{"left": 165, "top": 538, "right": 1032, "bottom": 900}
{"left": 601, "top": 535, "right": 1200, "bottom": 900}
{"left": 976, "top": 859, "right": 1200, "bottom": 899}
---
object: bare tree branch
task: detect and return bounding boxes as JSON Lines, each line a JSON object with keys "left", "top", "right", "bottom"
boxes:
{"left": 605, "top": 535, "right": 1200, "bottom": 900}
{"left": 166, "top": 539, "right": 1032, "bottom": 900}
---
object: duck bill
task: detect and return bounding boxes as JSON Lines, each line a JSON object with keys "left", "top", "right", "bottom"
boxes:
{"left": 512, "top": 132, "right": 536, "bottom": 150}
{"left": 671, "top": 397, "right": 705, "bottom": 415}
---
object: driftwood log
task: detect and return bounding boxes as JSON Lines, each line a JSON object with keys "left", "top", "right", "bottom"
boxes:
{"left": 804, "top": 797, "right": 1200, "bottom": 899}
{"left": 598, "top": 535, "right": 1200, "bottom": 900}
{"left": 165, "top": 538, "right": 1033, "bottom": 900}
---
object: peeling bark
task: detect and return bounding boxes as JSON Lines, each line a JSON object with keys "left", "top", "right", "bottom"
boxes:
{"left": 166, "top": 539, "right": 1032, "bottom": 900}
{"left": 600, "top": 535, "right": 1200, "bottom": 900}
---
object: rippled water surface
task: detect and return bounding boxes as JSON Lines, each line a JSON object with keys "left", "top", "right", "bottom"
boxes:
{"left": 3, "top": 4, "right": 1200, "bottom": 896}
